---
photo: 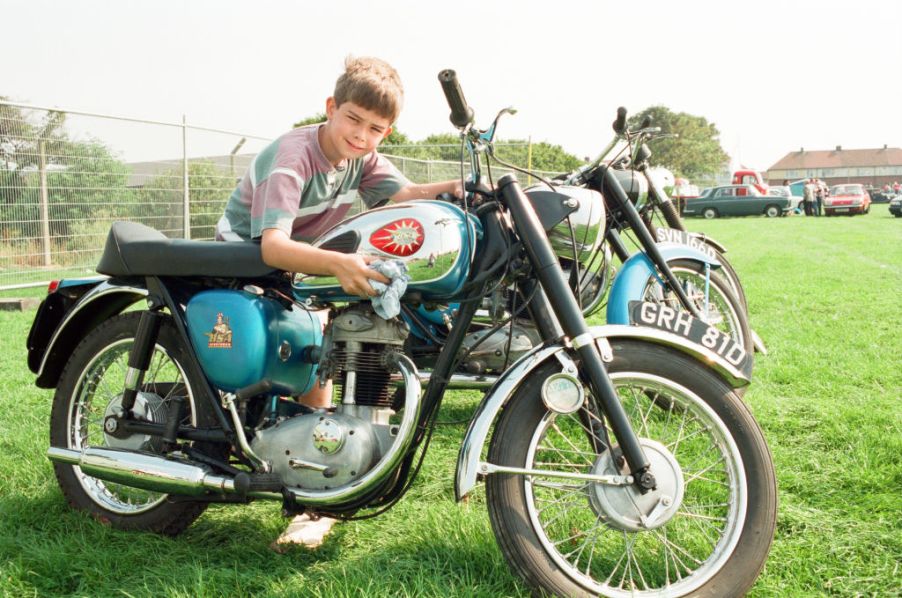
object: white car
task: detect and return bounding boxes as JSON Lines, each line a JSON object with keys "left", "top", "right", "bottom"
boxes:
{"left": 767, "top": 186, "right": 803, "bottom": 211}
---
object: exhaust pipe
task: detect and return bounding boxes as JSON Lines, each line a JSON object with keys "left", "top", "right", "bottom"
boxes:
{"left": 48, "top": 446, "right": 238, "bottom": 496}
{"left": 419, "top": 371, "right": 498, "bottom": 389}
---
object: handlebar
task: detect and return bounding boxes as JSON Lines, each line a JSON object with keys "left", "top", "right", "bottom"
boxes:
{"left": 438, "top": 69, "right": 474, "bottom": 129}
{"left": 612, "top": 107, "right": 628, "bottom": 135}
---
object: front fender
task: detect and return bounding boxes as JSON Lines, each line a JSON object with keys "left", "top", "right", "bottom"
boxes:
{"left": 35, "top": 280, "right": 148, "bottom": 388}
{"left": 606, "top": 242, "right": 721, "bottom": 325}
{"left": 454, "top": 323, "right": 750, "bottom": 500}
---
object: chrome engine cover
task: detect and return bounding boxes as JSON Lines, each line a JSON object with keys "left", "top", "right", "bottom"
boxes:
{"left": 251, "top": 410, "right": 382, "bottom": 490}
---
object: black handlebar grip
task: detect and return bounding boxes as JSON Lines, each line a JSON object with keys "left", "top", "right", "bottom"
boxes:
{"left": 612, "top": 106, "right": 628, "bottom": 135}
{"left": 640, "top": 115, "right": 652, "bottom": 129}
{"left": 438, "top": 69, "right": 474, "bottom": 128}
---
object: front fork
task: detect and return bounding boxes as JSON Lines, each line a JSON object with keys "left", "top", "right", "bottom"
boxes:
{"left": 497, "top": 174, "right": 656, "bottom": 492}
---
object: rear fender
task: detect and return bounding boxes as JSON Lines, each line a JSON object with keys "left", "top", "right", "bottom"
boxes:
{"left": 607, "top": 242, "right": 721, "bottom": 325}
{"left": 32, "top": 280, "right": 148, "bottom": 388}
{"left": 454, "top": 324, "right": 750, "bottom": 500}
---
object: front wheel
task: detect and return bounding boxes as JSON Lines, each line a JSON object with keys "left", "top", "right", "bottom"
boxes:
{"left": 702, "top": 208, "right": 717, "bottom": 219}
{"left": 49, "top": 312, "right": 226, "bottom": 535}
{"left": 486, "top": 341, "right": 777, "bottom": 597}
{"left": 643, "top": 259, "right": 753, "bottom": 360}
{"left": 764, "top": 205, "right": 780, "bottom": 218}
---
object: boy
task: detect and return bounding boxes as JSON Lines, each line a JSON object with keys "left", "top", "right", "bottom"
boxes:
{"left": 216, "top": 56, "right": 460, "bottom": 548}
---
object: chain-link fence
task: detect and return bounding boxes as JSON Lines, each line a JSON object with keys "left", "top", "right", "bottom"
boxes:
{"left": 0, "top": 100, "right": 561, "bottom": 290}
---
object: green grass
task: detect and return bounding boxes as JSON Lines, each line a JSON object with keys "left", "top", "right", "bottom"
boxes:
{"left": 1, "top": 206, "right": 900, "bottom": 597}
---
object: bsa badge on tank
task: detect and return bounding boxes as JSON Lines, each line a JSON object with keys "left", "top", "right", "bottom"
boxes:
{"left": 369, "top": 218, "right": 424, "bottom": 256}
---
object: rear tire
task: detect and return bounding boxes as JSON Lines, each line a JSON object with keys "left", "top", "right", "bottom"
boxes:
{"left": 50, "top": 312, "right": 226, "bottom": 536}
{"left": 702, "top": 208, "right": 717, "bottom": 219}
{"left": 486, "top": 342, "right": 777, "bottom": 597}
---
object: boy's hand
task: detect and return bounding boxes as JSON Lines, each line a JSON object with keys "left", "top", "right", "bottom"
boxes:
{"left": 330, "top": 253, "right": 391, "bottom": 297}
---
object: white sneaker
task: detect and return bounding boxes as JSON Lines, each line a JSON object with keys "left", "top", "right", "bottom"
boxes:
{"left": 271, "top": 514, "right": 337, "bottom": 551}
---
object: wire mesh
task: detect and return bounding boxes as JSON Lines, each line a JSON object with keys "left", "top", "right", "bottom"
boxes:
{"left": 0, "top": 100, "right": 562, "bottom": 290}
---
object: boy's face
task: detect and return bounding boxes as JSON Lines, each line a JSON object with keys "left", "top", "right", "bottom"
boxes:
{"left": 322, "top": 97, "right": 393, "bottom": 162}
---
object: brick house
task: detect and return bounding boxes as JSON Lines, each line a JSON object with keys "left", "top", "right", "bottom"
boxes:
{"left": 766, "top": 146, "right": 902, "bottom": 188}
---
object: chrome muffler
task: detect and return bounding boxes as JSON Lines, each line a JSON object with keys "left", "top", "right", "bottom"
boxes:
{"left": 47, "top": 354, "right": 426, "bottom": 505}
{"left": 48, "top": 446, "right": 238, "bottom": 496}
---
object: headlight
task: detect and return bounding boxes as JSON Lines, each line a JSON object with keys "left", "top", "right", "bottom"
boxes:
{"left": 527, "top": 185, "right": 606, "bottom": 265}
{"left": 599, "top": 168, "right": 650, "bottom": 209}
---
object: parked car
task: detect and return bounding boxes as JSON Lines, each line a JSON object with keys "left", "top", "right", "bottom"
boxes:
{"left": 683, "top": 184, "right": 791, "bottom": 219}
{"left": 825, "top": 184, "right": 871, "bottom": 216}
{"left": 869, "top": 189, "right": 897, "bottom": 204}
{"left": 889, "top": 195, "right": 902, "bottom": 217}
{"left": 767, "top": 185, "right": 803, "bottom": 211}
{"left": 671, "top": 179, "right": 700, "bottom": 215}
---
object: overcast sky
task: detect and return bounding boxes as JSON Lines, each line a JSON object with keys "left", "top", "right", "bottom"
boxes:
{"left": 4, "top": 0, "right": 901, "bottom": 172}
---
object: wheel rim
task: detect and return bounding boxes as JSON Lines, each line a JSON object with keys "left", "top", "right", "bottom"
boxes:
{"left": 643, "top": 267, "right": 746, "bottom": 348}
{"left": 67, "top": 338, "right": 196, "bottom": 514}
{"left": 703, "top": 210, "right": 715, "bottom": 219}
{"left": 523, "top": 373, "right": 747, "bottom": 596}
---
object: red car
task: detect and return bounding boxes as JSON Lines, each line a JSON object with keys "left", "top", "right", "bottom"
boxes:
{"left": 825, "top": 184, "right": 871, "bottom": 216}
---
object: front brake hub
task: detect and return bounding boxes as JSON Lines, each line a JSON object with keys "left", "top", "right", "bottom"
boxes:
{"left": 587, "top": 438, "right": 684, "bottom": 531}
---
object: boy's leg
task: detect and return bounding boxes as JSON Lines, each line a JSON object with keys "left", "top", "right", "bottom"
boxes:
{"left": 299, "top": 309, "right": 332, "bottom": 409}
{"left": 272, "top": 514, "right": 338, "bottom": 550}
{"left": 274, "top": 308, "right": 337, "bottom": 549}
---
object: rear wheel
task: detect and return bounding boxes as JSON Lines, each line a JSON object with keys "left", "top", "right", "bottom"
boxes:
{"left": 486, "top": 342, "right": 777, "bottom": 597}
{"left": 702, "top": 208, "right": 717, "bottom": 219}
{"left": 49, "top": 312, "right": 226, "bottom": 535}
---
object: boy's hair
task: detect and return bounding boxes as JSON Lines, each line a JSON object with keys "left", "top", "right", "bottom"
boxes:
{"left": 333, "top": 56, "right": 404, "bottom": 123}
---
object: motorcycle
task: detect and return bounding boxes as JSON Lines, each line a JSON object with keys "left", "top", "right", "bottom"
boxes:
{"left": 556, "top": 111, "right": 755, "bottom": 358}
{"left": 391, "top": 107, "right": 755, "bottom": 387}
{"left": 567, "top": 113, "right": 768, "bottom": 354}
{"left": 27, "top": 69, "right": 776, "bottom": 596}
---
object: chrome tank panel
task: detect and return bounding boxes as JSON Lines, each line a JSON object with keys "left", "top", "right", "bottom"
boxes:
{"left": 293, "top": 200, "right": 479, "bottom": 301}
{"left": 527, "top": 185, "right": 606, "bottom": 264}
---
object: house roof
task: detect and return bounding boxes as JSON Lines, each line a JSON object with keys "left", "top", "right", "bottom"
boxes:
{"left": 767, "top": 147, "right": 902, "bottom": 171}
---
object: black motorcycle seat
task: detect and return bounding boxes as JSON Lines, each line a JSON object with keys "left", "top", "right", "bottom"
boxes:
{"left": 96, "top": 221, "right": 280, "bottom": 278}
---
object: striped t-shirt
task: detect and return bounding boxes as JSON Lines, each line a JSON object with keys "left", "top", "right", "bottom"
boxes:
{"left": 216, "top": 125, "right": 410, "bottom": 243}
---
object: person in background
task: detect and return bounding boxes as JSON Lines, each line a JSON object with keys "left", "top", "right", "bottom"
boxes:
{"left": 803, "top": 179, "right": 815, "bottom": 216}
{"left": 814, "top": 182, "right": 824, "bottom": 216}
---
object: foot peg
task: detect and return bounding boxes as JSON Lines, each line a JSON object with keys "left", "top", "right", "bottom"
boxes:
{"left": 234, "top": 472, "right": 283, "bottom": 496}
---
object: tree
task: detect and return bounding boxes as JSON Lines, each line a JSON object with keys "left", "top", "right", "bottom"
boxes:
{"left": 627, "top": 106, "right": 729, "bottom": 180}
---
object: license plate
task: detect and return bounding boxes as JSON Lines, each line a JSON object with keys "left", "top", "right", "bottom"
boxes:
{"left": 655, "top": 227, "right": 717, "bottom": 260}
{"left": 629, "top": 301, "right": 752, "bottom": 378}
{"left": 835, "top": 208, "right": 849, "bottom": 212}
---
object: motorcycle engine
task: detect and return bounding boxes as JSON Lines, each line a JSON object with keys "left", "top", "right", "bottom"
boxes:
{"left": 250, "top": 305, "right": 408, "bottom": 490}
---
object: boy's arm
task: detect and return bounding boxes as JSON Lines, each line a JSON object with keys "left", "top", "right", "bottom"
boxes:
{"left": 390, "top": 179, "right": 463, "bottom": 202}
{"left": 260, "top": 229, "right": 389, "bottom": 297}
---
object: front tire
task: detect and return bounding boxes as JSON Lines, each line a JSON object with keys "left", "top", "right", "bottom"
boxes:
{"left": 702, "top": 208, "right": 717, "bottom": 219}
{"left": 764, "top": 205, "right": 780, "bottom": 218}
{"left": 486, "top": 342, "right": 777, "bottom": 597}
{"left": 643, "top": 259, "right": 753, "bottom": 360}
{"left": 50, "top": 312, "right": 226, "bottom": 535}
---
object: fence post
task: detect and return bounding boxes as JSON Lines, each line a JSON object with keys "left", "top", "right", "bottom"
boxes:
{"left": 182, "top": 115, "right": 190, "bottom": 239}
{"left": 38, "top": 140, "right": 52, "bottom": 266}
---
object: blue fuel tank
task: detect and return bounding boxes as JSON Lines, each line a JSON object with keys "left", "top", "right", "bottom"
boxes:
{"left": 185, "top": 289, "right": 322, "bottom": 396}
{"left": 292, "top": 200, "right": 480, "bottom": 302}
